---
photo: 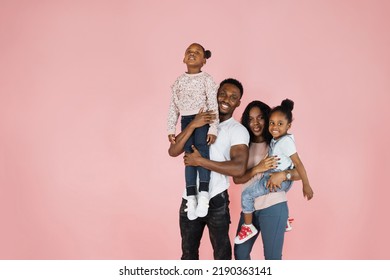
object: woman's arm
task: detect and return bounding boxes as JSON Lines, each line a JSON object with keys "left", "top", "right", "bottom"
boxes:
{"left": 233, "top": 155, "right": 278, "bottom": 184}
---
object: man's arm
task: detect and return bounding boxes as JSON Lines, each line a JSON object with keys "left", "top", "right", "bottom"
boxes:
{"left": 168, "top": 110, "right": 216, "bottom": 157}
{"left": 184, "top": 144, "right": 249, "bottom": 177}
{"left": 168, "top": 122, "right": 196, "bottom": 157}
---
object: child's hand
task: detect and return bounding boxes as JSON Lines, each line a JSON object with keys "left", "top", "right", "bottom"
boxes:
{"left": 207, "top": 134, "right": 217, "bottom": 145}
{"left": 168, "top": 134, "right": 176, "bottom": 144}
{"left": 303, "top": 184, "right": 314, "bottom": 200}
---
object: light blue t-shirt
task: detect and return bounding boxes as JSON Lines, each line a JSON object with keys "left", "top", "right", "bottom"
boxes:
{"left": 269, "top": 134, "right": 296, "bottom": 171}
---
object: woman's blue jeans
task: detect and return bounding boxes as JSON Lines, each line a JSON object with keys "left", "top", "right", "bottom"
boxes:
{"left": 234, "top": 202, "right": 288, "bottom": 260}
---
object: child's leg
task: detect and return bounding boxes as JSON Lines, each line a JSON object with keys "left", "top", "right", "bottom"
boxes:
{"left": 241, "top": 177, "right": 269, "bottom": 215}
{"left": 194, "top": 124, "right": 211, "bottom": 217}
{"left": 235, "top": 186, "right": 259, "bottom": 244}
{"left": 194, "top": 123, "right": 210, "bottom": 192}
{"left": 181, "top": 115, "right": 198, "bottom": 196}
{"left": 184, "top": 163, "right": 197, "bottom": 220}
{"left": 181, "top": 115, "right": 198, "bottom": 220}
{"left": 243, "top": 212, "right": 253, "bottom": 225}
{"left": 184, "top": 156, "right": 197, "bottom": 220}
{"left": 184, "top": 167, "right": 197, "bottom": 196}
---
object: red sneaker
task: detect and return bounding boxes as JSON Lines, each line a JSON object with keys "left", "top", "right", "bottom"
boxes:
{"left": 234, "top": 224, "right": 258, "bottom": 244}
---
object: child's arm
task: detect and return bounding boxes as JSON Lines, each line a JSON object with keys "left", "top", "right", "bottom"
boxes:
{"left": 290, "top": 153, "right": 314, "bottom": 200}
{"left": 168, "top": 134, "right": 176, "bottom": 144}
{"left": 167, "top": 80, "right": 180, "bottom": 141}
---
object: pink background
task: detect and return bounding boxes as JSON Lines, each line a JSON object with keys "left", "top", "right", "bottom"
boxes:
{"left": 1, "top": 0, "right": 389, "bottom": 259}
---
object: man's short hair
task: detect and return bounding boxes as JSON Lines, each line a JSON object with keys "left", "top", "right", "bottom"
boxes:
{"left": 219, "top": 78, "right": 244, "bottom": 98}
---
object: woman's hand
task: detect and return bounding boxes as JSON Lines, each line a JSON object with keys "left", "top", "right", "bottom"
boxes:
{"left": 253, "top": 155, "right": 278, "bottom": 174}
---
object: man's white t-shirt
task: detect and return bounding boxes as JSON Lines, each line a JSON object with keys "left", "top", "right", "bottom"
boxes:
{"left": 182, "top": 117, "right": 249, "bottom": 199}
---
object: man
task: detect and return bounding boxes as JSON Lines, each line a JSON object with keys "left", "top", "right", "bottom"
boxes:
{"left": 168, "top": 78, "right": 249, "bottom": 259}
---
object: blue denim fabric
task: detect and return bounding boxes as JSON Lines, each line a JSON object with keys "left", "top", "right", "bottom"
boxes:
{"left": 181, "top": 114, "right": 210, "bottom": 196}
{"left": 241, "top": 171, "right": 292, "bottom": 213}
{"left": 234, "top": 202, "right": 288, "bottom": 260}
{"left": 179, "top": 191, "right": 231, "bottom": 260}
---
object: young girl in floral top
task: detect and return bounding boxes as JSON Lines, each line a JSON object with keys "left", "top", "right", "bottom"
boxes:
{"left": 167, "top": 43, "right": 219, "bottom": 220}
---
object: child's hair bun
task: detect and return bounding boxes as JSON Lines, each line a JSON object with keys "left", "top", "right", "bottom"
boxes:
{"left": 281, "top": 99, "right": 294, "bottom": 112}
{"left": 204, "top": 50, "right": 212, "bottom": 59}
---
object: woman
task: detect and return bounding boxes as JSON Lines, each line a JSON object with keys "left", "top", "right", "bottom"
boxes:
{"left": 233, "top": 100, "right": 300, "bottom": 260}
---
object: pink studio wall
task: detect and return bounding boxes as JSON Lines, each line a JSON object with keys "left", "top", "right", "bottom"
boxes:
{"left": 0, "top": 0, "right": 389, "bottom": 259}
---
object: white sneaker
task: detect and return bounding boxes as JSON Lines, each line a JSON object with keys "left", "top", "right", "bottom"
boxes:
{"left": 195, "top": 192, "right": 209, "bottom": 218}
{"left": 234, "top": 224, "right": 258, "bottom": 244}
{"left": 185, "top": 196, "right": 198, "bottom": 220}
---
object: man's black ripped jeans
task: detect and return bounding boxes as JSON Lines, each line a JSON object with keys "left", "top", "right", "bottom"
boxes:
{"left": 179, "top": 190, "right": 231, "bottom": 260}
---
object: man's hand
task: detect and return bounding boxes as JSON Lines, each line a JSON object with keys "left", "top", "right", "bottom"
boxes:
{"left": 183, "top": 145, "right": 203, "bottom": 166}
{"left": 191, "top": 109, "right": 217, "bottom": 129}
{"left": 207, "top": 134, "right": 217, "bottom": 145}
